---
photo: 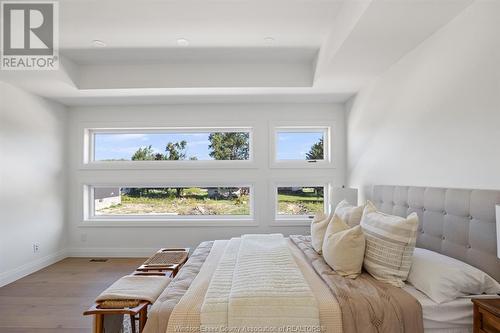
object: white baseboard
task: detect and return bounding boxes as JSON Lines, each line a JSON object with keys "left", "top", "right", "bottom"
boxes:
{"left": 67, "top": 247, "right": 157, "bottom": 258}
{"left": 0, "top": 248, "right": 158, "bottom": 287}
{"left": 0, "top": 249, "right": 68, "bottom": 287}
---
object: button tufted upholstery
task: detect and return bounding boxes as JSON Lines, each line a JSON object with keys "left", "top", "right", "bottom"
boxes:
{"left": 368, "top": 185, "right": 500, "bottom": 282}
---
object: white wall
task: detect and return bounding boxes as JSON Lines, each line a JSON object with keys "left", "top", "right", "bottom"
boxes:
{"left": 346, "top": 0, "right": 500, "bottom": 200}
{"left": 67, "top": 103, "right": 346, "bottom": 256}
{"left": 0, "top": 82, "right": 68, "bottom": 286}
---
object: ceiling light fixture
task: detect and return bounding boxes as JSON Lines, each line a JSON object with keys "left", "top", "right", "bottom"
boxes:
{"left": 177, "top": 38, "right": 190, "bottom": 46}
{"left": 92, "top": 40, "right": 106, "bottom": 47}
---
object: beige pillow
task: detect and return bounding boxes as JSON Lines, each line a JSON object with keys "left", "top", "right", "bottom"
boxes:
{"left": 322, "top": 214, "right": 366, "bottom": 278}
{"left": 360, "top": 201, "right": 419, "bottom": 287}
{"left": 310, "top": 212, "right": 332, "bottom": 253}
{"left": 334, "top": 200, "right": 364, "bottom": 227}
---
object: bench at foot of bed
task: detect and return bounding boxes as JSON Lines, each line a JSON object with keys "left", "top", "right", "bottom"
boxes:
{"left": 84, "top": 300, "right": 149, "bottom": 333}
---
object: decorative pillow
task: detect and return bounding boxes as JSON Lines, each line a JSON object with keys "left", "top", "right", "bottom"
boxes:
{"left": 334, "top": 200, "right": 364, "bottom": 227}
{"left": 310, "top": 212, "right": 332, "bottom": 253}
{"left": 408, "top": 248, "right": 500, "bottom": 303}
{"left": 322, "top": 214, "right": 365, "bottom": 278}
{"left": 360, "top": 201, "right": 419, "bottom": 287}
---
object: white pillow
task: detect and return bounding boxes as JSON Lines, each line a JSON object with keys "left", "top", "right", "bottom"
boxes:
{"left": 322, "top": 214, "right": 366, "bottom": 278}
{"left": 334, "top": 200, "right": 364, "bottom": 227}
{"left": 408, "top": 248, "right": 500, "bottom": 303}
{"left": 361, "top": 201, "right": 419, "bottom": 287}
{"left": 310, "top": 212, "right": 332, "bottom": 254}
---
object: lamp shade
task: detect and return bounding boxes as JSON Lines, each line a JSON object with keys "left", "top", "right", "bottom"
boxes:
{"left": 330, "top": 187, "right": 358, "bottom": 211}
{"left": 496, "top": 204, "right": 500, "bottom": 258}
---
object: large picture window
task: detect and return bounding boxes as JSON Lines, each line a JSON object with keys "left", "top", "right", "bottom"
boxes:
{"left": 88, "top": 128, "right": 252, "bottom": 164}
{"left": 79, "top": 121, "right": 337, "bottom": 226}
{"left": 89, "top": 186, "right": 252, "bottom": 220}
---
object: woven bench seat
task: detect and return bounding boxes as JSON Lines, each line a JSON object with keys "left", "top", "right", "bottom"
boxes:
{"left": 84, "top": 275, "right": 171, "bottom": 333}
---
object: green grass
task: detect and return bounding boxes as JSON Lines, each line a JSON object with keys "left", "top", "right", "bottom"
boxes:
{"left": 97, "top": 192, "right": 250, "bottom": 216}
{"left": 277, "top": 189, "right": 324, "bottom": 215}
{"left": 277, "top": 193, "right": 323, "bottom": 202}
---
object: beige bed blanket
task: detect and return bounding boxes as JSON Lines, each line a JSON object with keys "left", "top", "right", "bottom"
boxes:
{"left": 166, "top": 237, "right": 341, "bottom": 333}
{"left": 201, "top": 234, "right": 320, "bottom": 331}
{"left": 290, "top": 235, "right": 424, "bottom": 333}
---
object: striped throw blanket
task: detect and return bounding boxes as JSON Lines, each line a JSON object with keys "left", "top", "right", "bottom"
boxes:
{"left": 201, "top": 234, "right": 320, "bottom": 332}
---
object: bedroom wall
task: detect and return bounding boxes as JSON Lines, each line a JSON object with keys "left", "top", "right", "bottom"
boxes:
{"left": 346, "top": 0, "right": 500, "bottom": 200}
{"left": 66, "top": 103, "right": 346, "bottom": 256}
{"left": 0, "top": 82, "right": 68, "bottom": 287}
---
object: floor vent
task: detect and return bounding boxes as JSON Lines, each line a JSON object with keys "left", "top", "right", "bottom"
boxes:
{"left": 90, "top": 258, "right": 108, "bottom": 262}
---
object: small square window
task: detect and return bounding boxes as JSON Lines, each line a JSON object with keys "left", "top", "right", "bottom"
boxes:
{"left": 275, "top": 185, "right": 327, "bottom": 220}
{"left": 271, "top": 125, "right": 332, "bottom": 168}
{"left": 277, "top": 131, "right": 325, "bottom": 161}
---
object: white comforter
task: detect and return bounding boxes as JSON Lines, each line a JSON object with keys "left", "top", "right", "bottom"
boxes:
{"left": 201, "top": 234, "right": 320, "bottom": 332}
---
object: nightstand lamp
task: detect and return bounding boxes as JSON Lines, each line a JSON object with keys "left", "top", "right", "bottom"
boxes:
{"left": 330, "top": 187, "right": 358, "bottom": 212}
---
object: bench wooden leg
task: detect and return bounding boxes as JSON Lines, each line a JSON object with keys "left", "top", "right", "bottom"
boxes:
{"left": 139, "top": 306, "right": 148, "bottom": 332}
{"left": 93, "top": 314, "right": 104, "bottom": 333}
{"left": 130, "top": 314, "right": 137, "bottom": 333}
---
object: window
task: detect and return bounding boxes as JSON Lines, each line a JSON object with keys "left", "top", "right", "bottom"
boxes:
{"left": 89, "top": 186, "right": 252, "bottom": 220}
{"left": 88, "top": 128, "right": 252, "bottom": 163}
{"left": 271, "top": 125, "right": 332, "bottom": 167}
{"left": 275, "top": 185, "right": 327, "bottom": 220}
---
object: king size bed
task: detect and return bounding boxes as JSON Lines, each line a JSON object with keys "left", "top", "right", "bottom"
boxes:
{"left": 142, "top": 185, "right": 500, "bottom": 333}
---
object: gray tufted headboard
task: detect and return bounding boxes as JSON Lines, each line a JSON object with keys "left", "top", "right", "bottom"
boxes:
{"left": 367, "top": 185, "right": 500, "bottom": 282}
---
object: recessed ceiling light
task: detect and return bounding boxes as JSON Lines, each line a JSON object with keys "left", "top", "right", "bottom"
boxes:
{"left": 264, "top": 37, "right": 275, "bottom": 43}
{"left": 177, "top": 38, "right": 189, "bottom": 46}
{"left": 92, "top": 40, "right": 106, "bottom": 47}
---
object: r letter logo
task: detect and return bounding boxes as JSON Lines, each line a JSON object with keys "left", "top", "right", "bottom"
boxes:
{"left": 1, "top": 1, "right": 59, "bottom": 70}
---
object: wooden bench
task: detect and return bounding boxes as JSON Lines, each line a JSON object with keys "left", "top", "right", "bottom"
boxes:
{"left": 135, "top": 248, "right": 190, "bottom": 277}
{"left": 84, "top": 300, "right": 149, "bottom": 333}
{"left": 83, "top": 247, "right": 190, "bottom": 333}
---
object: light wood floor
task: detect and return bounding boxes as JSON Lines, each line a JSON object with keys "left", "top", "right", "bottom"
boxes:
{"left": 0, "top": 258, "right": 145, "bottom": 333}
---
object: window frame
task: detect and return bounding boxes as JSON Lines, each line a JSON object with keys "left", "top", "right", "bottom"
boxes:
{"left": 271, "top": 181, "right": 330, "bottom": 225}
{"left": 82, "top": 125, "right": 255, "bottom": 170}
{"left": 269, "top": 122, "right": 334, "bottom": 169}
{"left": 83, "top": 183, "right": 256, "bottom": 226}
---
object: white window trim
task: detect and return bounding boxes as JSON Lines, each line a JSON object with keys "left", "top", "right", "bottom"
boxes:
{"left": 270, "top": 181, "right": 331, "bottom": 226}
{"left": 82, "top": 183, "right": 256, "bottom": 227}
{"left": 81, "top": 123, "right": 256, "bottom": 170}
{"left": 269, "top": 121, "right": 335, "bottom": 169}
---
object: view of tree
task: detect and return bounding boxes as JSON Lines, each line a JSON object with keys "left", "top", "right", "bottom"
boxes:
{"left": 131, "top": 145, "right": 156, "bottom": 161}
{"left": 165, "top": 140, "right": 187, "bottom": 160}
{"left": 306, "top": 138, "right": 324, "bottom": 160}
{"left": 131, "top": 140, "right": 189, "bottom": 197}
{"left": 208, "top": 133, "right": 249, "bottom": 160}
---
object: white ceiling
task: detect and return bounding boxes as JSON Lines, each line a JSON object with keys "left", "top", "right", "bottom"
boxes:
{"left": 59, "top": 0, "right": 341, "bottom": 49}
{"left": 0, "top": 0, "right": 473, "bottom": 106}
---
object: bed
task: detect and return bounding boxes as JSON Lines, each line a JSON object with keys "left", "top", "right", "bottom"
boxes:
{"left": 142, "top": 185, "right": 500, "bottom": 333}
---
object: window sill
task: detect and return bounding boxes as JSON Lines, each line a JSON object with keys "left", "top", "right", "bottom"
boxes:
{"left": 270, "top": 219, "right": 313, "bottom": 227}
{"left": 79, "top": 219, "right": 258, "bottom": 228}
{"left": 270, "top": 161, "right": 335, "bottom": 169}
{"left": 79, "top": 160, "right": 258, "bottom": 171}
